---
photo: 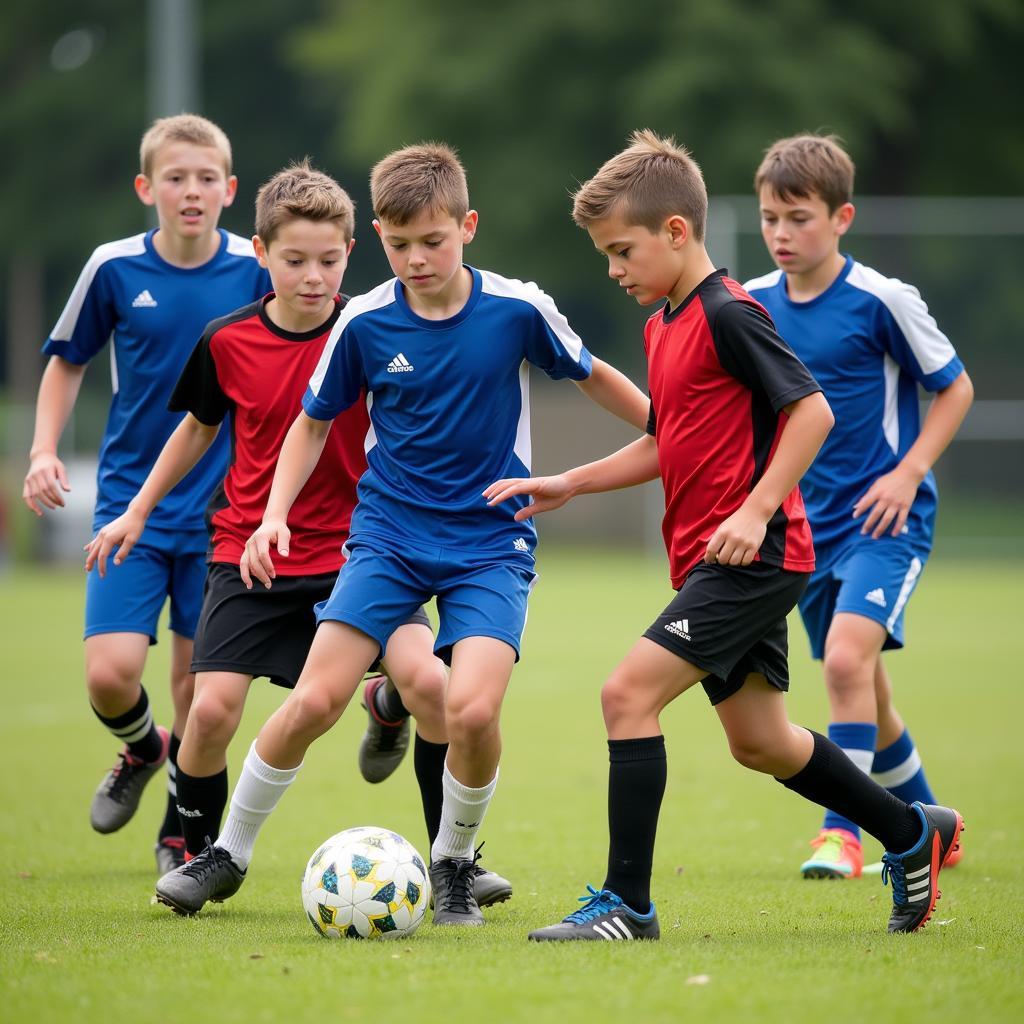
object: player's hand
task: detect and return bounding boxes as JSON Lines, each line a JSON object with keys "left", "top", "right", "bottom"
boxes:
{"left": 705, "top": 508, "right": 767, "bottom": 566}
{"left": 483, "top": 474, "right": 573, "bottom": 520}
{"left": 853, "top": 467, "right": 918, "bottom": 539}
{"left": 240, "top": 518, "right": 290, "bottom": 590}
{"left": 23, "top": 451, "right": 71, "bottom": 516}
{"left": 84, "top": 508, "right": 147, "bottom": 577}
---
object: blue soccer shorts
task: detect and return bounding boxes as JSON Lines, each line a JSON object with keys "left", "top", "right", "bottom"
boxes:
{"left": 84, "top": 525, "right": 209, "bottom": 643}
{"left": 798, "top": 532, "right": 931, "bottom": 659}
{"left": 314, "top": 535, "right": 538, "bottom": 665}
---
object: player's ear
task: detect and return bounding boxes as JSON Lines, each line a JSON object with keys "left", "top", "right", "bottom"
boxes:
{"left": 252, "top": 234, "right": 269, "bottom": 266}
{"left": 134, "top": 174, "right": 155, "bottom": 206}
{"left": 346, "top": 238, "right": 356, "bottom": 255}
{"left": 665, "top": 214, "right": 688, "bottom": 248}
{"left": 834, "top": 202, "right": 855, "bottom": 236}
{"left": 462, "top": 210, "right": 479, "bottom": 244}
{"left": 372, "top": 219, "right": 383, "bottom": 239}
{"left": 222, "top": 175, "right": 239, "bottom": 208}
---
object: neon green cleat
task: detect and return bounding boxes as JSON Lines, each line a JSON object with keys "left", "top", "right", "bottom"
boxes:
{"left": 800, "top": 827, "right": 864, "bottom": 879}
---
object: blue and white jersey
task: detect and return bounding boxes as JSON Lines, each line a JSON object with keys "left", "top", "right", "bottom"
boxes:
{"left": 44, "top": 229, "right": 271, "bottom": 532}
{"left": 304, "top": 266, "right": 592, "bottom": 553}
{"left": 745, "top": 256, "right": 963, "bottom": 563}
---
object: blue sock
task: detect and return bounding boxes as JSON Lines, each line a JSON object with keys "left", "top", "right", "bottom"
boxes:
{"left": 871, "top": 728, "right": 936, "bottom": 805}
{"left": 821, "top": 722, "right": 877, "bottom": 839}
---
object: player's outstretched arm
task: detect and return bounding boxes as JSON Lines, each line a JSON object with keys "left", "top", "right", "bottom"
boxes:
{"left": 240, "top": 411, "right": 332, "bottom": 590}
{"left": 23, "top": 356, "right": 87, "bottom": 516}
{"left": 853, "top": 369, "right": 974, "bottom": 539}
{"left": 485, "top": 433, "right": 661, "bottom": 521}
{"left": 706, "top": 390, "right": 834, "bottom": 565}
{"left": 84, "top": 414, "right": 220, "bottom": 576}
{"left": 574, "top": 357, "right": 650, "bottom": 430}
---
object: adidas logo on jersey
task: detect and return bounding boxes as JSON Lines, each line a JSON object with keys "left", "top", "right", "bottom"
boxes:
{"left": 387, "top": 352, "right": 414, "bottom": 373}
{"left": 513, "top": 537, "right": 530, "bottom": 553}
{"left": 665, "top": 619, "right": 691, "bottom": 640}
{"left": 131, "top": 289, "right": 157, "bottom": 308}
{"left": 865, "top": 588, "right": 887, "bottom": 608}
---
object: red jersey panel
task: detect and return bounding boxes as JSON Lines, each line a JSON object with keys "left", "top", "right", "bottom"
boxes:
{"left": 169, "top": 294, "right": 368, "bottom": 574}
{"left": 644, "top": 271, "right": 819, "bottom": 587}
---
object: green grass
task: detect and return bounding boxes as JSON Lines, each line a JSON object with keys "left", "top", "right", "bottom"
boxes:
{"left": 1, "top": 552, "right": 1021, "bottom": 1023}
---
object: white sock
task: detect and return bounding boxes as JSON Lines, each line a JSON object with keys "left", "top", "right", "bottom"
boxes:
{"left": 842, "top": 747, "right": 875, "bottom": 774}
{"left": 216, "top": 742, "right": 302, "bottom": 869}
{"left": 431, "top": 763, "right": 498, "bottom": 863}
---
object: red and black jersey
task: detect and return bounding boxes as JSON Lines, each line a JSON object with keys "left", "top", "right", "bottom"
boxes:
{"left": 644, "top": 270, "right": 820, "bottom": 587}
{"left": 169, "top": 294, "right": 369, "bottom": 574}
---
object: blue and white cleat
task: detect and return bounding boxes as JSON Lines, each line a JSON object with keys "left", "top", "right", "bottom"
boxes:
{"left": 528, "top": 885, "right": 659, "bottom": 942}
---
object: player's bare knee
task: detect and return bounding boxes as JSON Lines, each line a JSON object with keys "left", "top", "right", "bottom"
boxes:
{"left": 85, "top": 659, "right": 139, "bottom": 707}
{"left": 186, "top": 693, "right": 235, "bottom": 751}
{"left": 286, "top": 684, "right": 342, "bottom": 738}
{"left": 823, "top": 644, "right": 871, "bottom": 697}
{"left": 399, "top": 659, "right": 447, "bottom": 711}
{"left": 600, "top": 675, "right": 641, "bottom": 730}
{"left": 728, "top": 737, "right": 776, "bottom": 773}
{"left": 445, "top": 698, "right": 497, "bottom": 747}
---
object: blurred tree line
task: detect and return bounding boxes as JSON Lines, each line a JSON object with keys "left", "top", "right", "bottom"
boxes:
{"left": 2, "top": 0, "right": 1022, "bottom": 405}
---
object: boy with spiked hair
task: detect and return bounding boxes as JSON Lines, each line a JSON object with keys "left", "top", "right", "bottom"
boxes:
{"left": 745, "top": 134, "right": 973, "bottom": 879}
{"left": 86, "top": 162, "right": 451, "bottom": 882}
{"left": 154, "top": 140, "right": 650, "bottom": 923}
{"left": 24, "top": 114, "right": 270, "bottom": 873}
{"left": 487, "top": 130, "right": 962, "bottom": 939}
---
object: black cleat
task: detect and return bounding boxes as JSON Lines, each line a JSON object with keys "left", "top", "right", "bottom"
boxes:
{"left": 155, "top": 840, "right": 246, "bottom": 916}
{"left": 882, "top": 802, "right": 964, "bottom": 934}
{"left": 429, "top": 856, "right": 484, "bottom": 926}
{"left": 528, "top": 885, "right": 660, "bottom": 941}
{"left": 90, "top": 726, "right": 169, "bottom": 834}
{"left": 357, "top": 675, "right": 411, "bottom": 783}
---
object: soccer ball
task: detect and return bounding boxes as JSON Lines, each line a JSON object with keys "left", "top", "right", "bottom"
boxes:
{"left": 301, "top": 826, "right": 431, "bottom": 939}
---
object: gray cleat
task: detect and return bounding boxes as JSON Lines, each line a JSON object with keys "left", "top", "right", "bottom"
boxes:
{"left": 90, "top": 726, "right": 169, "bottom": 834}
{"left": 528, "top": 886, "right": 660, "bottom": 942}
{"left": 474, "top": 863, "right": 513, "bottom": 907}
{"left": 155, "top": 841, "right": 246, "bottom": 916}
{"left": 154, "top": 836, "right": 186, "bottom": 876}
{"left": 429, "top": 857, "right": 484, "bottom": 926}
{"left": 357, "top": 675, "right": 411, "bottom": 783}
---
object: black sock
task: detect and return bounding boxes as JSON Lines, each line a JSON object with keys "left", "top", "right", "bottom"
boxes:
{"left": 175, "top": 766, "right": 229, "bottom": 858}
{"left": 92, "top": 688, "right": 164, "bottom": 763}
{"left": 778, "top": 730, "right": 920, "bottom": 852}
{"left": 414, "top": 734, "right": 448, "bottom": 848}
{"left": 603, "top": 735, "right": 666, "bottom": 914}
{"left": 373, "top": 675, "right": 410, "bottom": 722}
{"left": 157, "top": 733, "right": 183, "bottom": 840}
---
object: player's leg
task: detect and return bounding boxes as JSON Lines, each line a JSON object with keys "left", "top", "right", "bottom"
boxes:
{"left": 156, "top": 621, "right": 378, "bottom": 915}
{"left": 357, "top": 609, "right": 441, "bottom": 784}
{"left": 718, "top": 676, "right": 962, "bottom": 932}
{"left": 174, "top": 670, "right": 251, "bottom": 861}
{"left": 428, "top": 634, "right": 516, "bottom": 926}
{"left": 84, "top": 538, "right": 173, "bottom": 835}
{"left": 528, "top": 636, "right": 703, "bottom": 942}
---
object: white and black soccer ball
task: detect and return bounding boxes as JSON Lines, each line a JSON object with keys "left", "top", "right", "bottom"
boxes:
{"left": 301, "top": 826, "right": 431, "bottom": 939}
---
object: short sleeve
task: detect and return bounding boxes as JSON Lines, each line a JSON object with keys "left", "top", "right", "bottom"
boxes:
{"left": 875, "top": 282, "right": 963, "bottom": 393}
{"left": 42, "top": 256, "right": 117, "bottom": 364}
{"left": 303, "top": 319, "right": 364, "bottom": 420}
{"left": 520, "top": 286, "right": 593, "bottom": 382}
{"left": 168, "top": 331, "right": 231, "bottom": 425}
{"left": 712, "top": 300, "right": 821, "bottom": 412}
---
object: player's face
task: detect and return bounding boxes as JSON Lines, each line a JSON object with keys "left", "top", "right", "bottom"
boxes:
{"left": 759, "top": 188, "right": 853, "bottom": 278}
{"left": 587, "top": 209, "right": 687, "bottom": 306}
{"left": 373, "top": 209, "right": 478, "bottom": 306}
{"left": 256, "top": 218, "right": 353, "bottom": 333}
{"left": 136, "top": 142, "right": 237, "bottom": 240}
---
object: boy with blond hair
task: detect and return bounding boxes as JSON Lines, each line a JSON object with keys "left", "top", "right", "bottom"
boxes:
{"left": 487, "top": 130, "right": 962, "bottom": 939}
{"left": 85, "top": 163, "right": 456, "bottom": 890}
{"left": 745, "top": 134, "right": 973, "bottom": 878}
{"left": 155, "top": 140, "right": 650, "bottom": 924}
{"left": 24, "top": 114, "right": 270, "bottom": 872}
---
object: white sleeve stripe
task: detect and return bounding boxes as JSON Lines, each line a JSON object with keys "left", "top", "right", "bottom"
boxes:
{"left": 224, "top": 231, "right": 258, "bottom": 258}
{"left": 51, "top": 234, "right": 148, "bottom": 342}
{"left": 846, "top": 262, "right": 957, "bottom": 375}
{"left": 308, "top": 279, "right": 396, "bottom": 397}
{"left": 742, "top": 269, "right": 784, "bottom": 292}
{"left": 479, "top": 269, "right": 584, "bottom": 363}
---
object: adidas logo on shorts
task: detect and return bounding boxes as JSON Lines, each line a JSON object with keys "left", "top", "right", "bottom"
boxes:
{"left": 865, "top": 588, "right": 887, "bottom": 608}
{"left": 664, "top": 619, "right": 691, "bottom": 640}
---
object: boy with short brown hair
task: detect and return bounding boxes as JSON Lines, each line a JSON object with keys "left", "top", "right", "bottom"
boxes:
{"left": 153, "top": 140, "right": 651, "bottom": 923}
{"left": 746, "top": 133, "right": 973, "bottom": 879}
{"left": 487, "top": 129, "right": 962, "bottom": 939}
{"left": 24, "top": 113, "right": 270, "bottom": 873}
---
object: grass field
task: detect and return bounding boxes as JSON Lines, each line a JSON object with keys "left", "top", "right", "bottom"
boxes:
{"left": 1, "top": 552, "right": 1021, "bottom": 1023}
